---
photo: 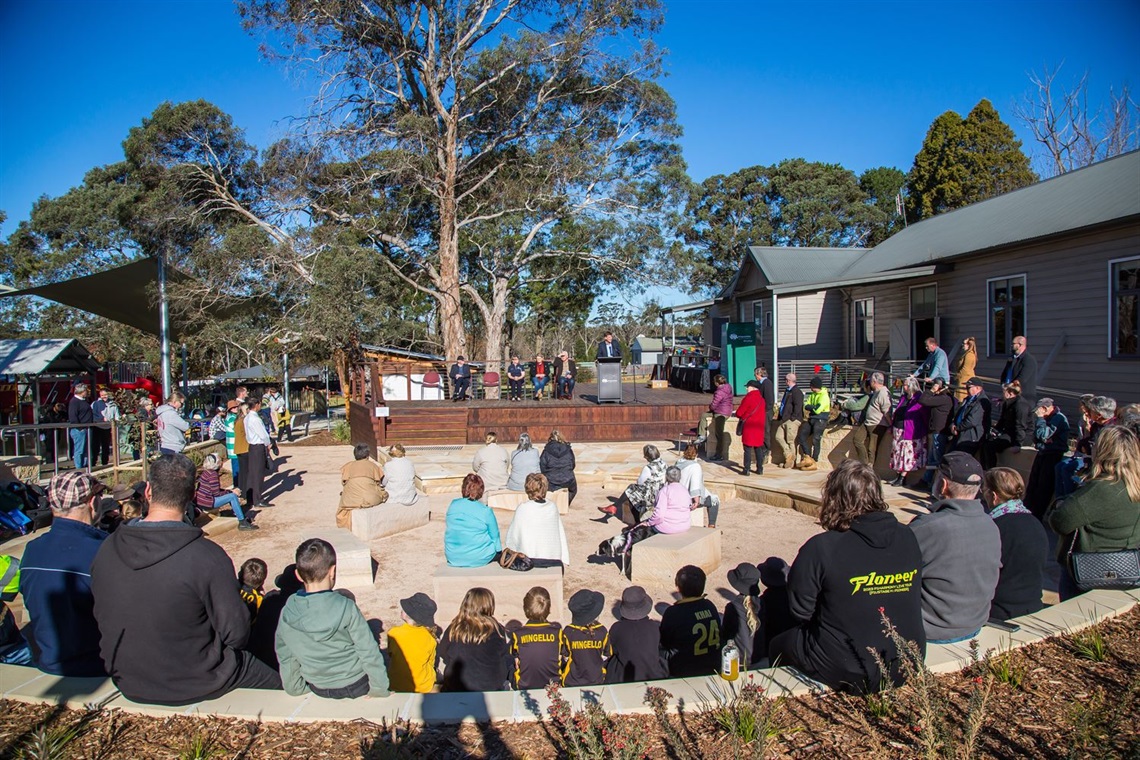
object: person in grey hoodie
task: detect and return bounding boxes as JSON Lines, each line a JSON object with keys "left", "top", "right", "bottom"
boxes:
{"left": 154, "top": 392, "right": 190, "bottom": 455}
{"left": 908, "top": 452, "right": 1001, "bottom": 643}
{"left": 275, "top": 538, "right": 390, "bottom": 699}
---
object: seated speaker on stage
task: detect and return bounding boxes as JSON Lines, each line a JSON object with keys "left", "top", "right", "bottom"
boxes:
{"left": 530, "top": 354, "right": 549, "bottom": 400}
{"left": 506, "top": 356, "right": 527, "bottom": 402}
{"left": 554, "top": 351, "right": 577, "bottom": 400}
{"left": 337, "top": 443, "right": 388, "bottom": 529}
{"left": 449, "top": 356, "right": 472, "bottom": 402}
{"left": 596, "top": 331, "right": 623, "bottom": 360}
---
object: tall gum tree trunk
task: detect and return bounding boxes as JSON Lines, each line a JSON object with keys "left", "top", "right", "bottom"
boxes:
{"left": 437, "top": 127, "right": 467, "bottom": 364}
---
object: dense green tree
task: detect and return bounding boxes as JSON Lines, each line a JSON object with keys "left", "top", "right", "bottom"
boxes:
{"left": 858, "top": 166, "right": 907, "bottom": 245}
{"left": 907, "top": 100, "right": 1037, "bottom": 220}
{"left": 680, "top": 160, "right": 886, "bottom": 295}
{"left": 239, "top": 0, "right": 686, "bottom": 364}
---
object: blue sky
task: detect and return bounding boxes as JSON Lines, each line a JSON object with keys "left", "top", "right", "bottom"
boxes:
{"left": 2, "top": 0, "right": 1138, "bottom": 293}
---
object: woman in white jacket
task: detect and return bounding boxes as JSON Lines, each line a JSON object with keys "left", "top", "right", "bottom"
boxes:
{"left": 677, "top": 443, "right": 719, "bottom": 528}
{"left": 504, "top": 473, "right": 570, "bottom": 568}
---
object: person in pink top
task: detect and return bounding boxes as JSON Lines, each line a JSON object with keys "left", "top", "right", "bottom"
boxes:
{"left": 697, "top": 374, "right": 734, "bottom": 460}
{"left": 646, "top": 467, "right": 694, "bottom": 535}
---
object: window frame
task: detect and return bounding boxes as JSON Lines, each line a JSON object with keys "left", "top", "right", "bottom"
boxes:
{"left": 853, "top": 297, "right": 875, "bottom": 357}
{"left": 986, "top": 273, "right": 1027, "bottom": 358}
{"left": 1108, "top": 255, "right": 1140, "bottom": 360}
{"left": 908, "top": 283, "right": 938, "bottom": 320}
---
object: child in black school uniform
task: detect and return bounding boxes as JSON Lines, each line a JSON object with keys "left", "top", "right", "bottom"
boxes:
{"left": 510, "top": 586, "right": 567, "bottom": 690}
{"left": 238, "top": 558, "right": 268, "bottom": 622}
{"left": 722, "top": 562, "right": 764, "bottom": 668}
{"left": 561, "top": 590, "right": 608, "bottom": 686}
{"left": 659, "top": 565, "right": 722, "bottom": 678}
{"left": 604, "top": 586, "right": 668, "bottom": 683}
{"left": 756, "top": 556, "right": 795, "bottom": 658}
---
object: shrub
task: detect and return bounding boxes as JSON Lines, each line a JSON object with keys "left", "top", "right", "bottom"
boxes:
{"left": 546, "top": 683, "right": 648, "bottom": 760}
{"left": 693, "top": 676, "right": 793, "bottom": 756}
{"left": 331, "top": 420, "right": 351, "bottom": 443}
{"left": 1068, "top": 621, "right": 1110, "bottom": 662}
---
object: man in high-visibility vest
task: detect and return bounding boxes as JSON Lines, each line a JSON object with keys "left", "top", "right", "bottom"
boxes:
{"left": 795, "top": 377, "right": 832, "bottom": 471}
{"left": 1, "top": 555, "right": 33, "bottom": 665}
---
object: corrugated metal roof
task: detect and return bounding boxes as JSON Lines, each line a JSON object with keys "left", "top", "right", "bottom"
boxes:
{"left": 748, "top": 246, "right": 867, "bottom": 285}
{"left": 839, "top": 150, "right": 1140, "bottom": 279}
{"left": 0, "top": 339, "right": 101, "bottom": 376}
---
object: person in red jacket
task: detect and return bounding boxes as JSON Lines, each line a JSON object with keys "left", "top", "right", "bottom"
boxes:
{"left": 734, "top": 380, "right": 767, "bottom": 476}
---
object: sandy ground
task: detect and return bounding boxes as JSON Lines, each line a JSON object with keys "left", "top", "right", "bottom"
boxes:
{"left": 211, "top": 444, "right": 825, "bottom": 635}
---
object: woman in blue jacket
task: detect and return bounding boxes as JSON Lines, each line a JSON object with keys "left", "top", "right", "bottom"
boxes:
{"left": 444, "top": 474, "right": 501, "bottom": 567}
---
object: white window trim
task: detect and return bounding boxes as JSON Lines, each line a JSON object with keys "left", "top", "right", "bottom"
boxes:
{"left": 853, "top": 297, "right": 875, "bottom": 357}
{"left": 986, "top": 273, "right": 1028, "bottom": 358}
{"left": 1108, "top": 255, "right": 1140, "bottom": 359}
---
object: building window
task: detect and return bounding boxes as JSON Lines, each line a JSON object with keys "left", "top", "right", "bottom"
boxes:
{"left": 1111, "top": 256, "right": 1140, "bottom": 358}
{"left": 854, "top": 298, "right": 874, "bottom": 356}
{"left": 988, "top": 275, "right": 1026, "bottom": 357}
{"left": 752, "top": 300, "right": 764, "bottom": 345}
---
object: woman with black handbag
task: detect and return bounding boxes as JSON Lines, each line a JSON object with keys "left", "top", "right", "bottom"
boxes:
{"left": 1048, "top": 425, "right": 1140, "bottom": 600}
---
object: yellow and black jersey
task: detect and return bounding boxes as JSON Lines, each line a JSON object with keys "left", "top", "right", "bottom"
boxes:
{"left": 510, "top": 621, "right": 567, "bottom": 690}
{"left": 561, "top": 623, "right": 608, "bottom": 686}
{"left": 239, "top": 584, "right": 263, "bottom": 623}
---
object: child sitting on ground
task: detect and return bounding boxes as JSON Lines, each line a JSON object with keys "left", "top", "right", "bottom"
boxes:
{"left": 275, "top": 538, "right": 390, "bottom": 699}
{"left": 510, "top": 586, "right": 567, "bottom": 690}
{"left": 238, "top": 558, "right": 268, "bottom": 623}
{"left": 387, "top": 592, "right": 441, "bottom": 693}
{"left": 722, "top": 562, "right": 763, "bottom": 669}
{"left": 561, "top": 589, "right": 608, "bottom": 686}
{"left": 755, "top": 556, "right": 795, "bottom": 660}
{"left": 605, "top": 586, "right": 668, "bottom": 683}
{"left": 660, "top": 565, "right": 723, "bottom": 678}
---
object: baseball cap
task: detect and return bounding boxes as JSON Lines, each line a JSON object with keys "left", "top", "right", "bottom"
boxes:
{"left": 1035, "top": 397, "right": 1055, "bottom": 410}
{"left": 938, "top": 451, "right": 983, "bottom": 486}
{"left": 47, "top": 471, "right": 106, "bottom": 512}
{"left": 965, "top": 377, "right": 984, "bottom": 388}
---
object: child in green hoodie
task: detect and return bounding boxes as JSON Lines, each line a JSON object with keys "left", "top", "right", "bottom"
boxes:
{"left": 275, "top": 538, "right": 390, "bottom": 699}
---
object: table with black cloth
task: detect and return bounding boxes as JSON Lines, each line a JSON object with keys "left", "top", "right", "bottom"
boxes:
{"left": 669, "top": 366, "right": 712, "bottom": 392}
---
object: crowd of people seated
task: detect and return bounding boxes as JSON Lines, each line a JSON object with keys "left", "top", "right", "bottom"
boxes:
{"left": 3, "top": 352, "right": 1137, "bottom": 706}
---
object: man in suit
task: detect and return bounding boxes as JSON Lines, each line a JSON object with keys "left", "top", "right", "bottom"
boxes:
{"left": 949, "top": 378, "right": 991, "bottom": 456}
{"left": 754, "top": 367, "right": 776, "bottom": 465}
{"left": 774, "top": 373, "right": 804, "bottom": 468}
{"left": 1001, "top": 336, "right": 1037, "bottom": 402}
{"left": 448, "top": 356, "right": 472, "bottom": 402}
{"left": 553, "top": 351, "right": 578, "bottom": 400}
{"left": 596, "top": 331, "right": 622, "bottom": 360}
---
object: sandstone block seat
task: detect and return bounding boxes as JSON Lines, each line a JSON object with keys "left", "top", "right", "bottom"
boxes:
{"left": 433, "top": 563, "right": 564, "bottom": 625}
{"left": 349, "top": 501, "right": 432, "bottom": 543}
{"left": 310, "top": 528, "right": 374, "bottom": 590}
{"left": 631, "top": 528, "right": 721, "bottom": 587}
{"left": 485, "top": 489, "right": 569, "bottom": 515}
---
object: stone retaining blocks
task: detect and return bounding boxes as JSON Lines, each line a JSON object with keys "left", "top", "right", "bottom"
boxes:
{"left": 432, "top": 563, "right": 564, "bottom": 625}
{"left": 349, "top": 501, "right": 432, "bottom": 543}
{"left": 631, "top": 528, "right": 722, "bottom": 587}
{"left": 309, "top": 528, "right": 375, "bottom": 591}
{"left": 486, "top": 489, "right": 569, "bottom": 515}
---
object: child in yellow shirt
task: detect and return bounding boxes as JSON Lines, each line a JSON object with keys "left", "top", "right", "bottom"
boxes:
{"left": 387, "top": 593, "right": 441, "bottom": 693}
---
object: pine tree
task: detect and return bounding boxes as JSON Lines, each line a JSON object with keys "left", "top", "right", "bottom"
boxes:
{"left": 906, "top": 100, "right": 1037, "bottom": 220}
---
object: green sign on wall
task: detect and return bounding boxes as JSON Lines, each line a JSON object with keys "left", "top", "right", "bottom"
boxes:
{"left": 721, "top": 322, "right": 757, "bottom": 395}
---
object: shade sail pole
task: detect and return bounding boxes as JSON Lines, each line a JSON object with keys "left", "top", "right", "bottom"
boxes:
{"left": 158, "top": 251, "right": 172, "bottom": 400}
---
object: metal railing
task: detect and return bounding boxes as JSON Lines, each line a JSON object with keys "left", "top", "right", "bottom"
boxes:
{"left": 0, "top": 420, "right": 154, "bottom": 482}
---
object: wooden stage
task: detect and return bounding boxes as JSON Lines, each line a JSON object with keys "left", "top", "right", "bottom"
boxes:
{"left": 360, "top": 383, "right": 712, "bottom": 447}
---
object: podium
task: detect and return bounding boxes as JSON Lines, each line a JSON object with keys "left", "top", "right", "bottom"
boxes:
{"left": 596, "top": 358, "right": 623, "bottom": 404}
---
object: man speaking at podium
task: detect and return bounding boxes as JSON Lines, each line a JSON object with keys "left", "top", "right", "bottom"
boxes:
{"left": 596, "top": 331, "right": 623, "bottom": 360}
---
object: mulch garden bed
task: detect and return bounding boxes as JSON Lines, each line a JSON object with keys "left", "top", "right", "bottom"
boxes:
{"left": 280, "top": 430, "right": 346, "bottom": 447}
{"left": 2, "top": 608, "right": 1137, "bottom": 759}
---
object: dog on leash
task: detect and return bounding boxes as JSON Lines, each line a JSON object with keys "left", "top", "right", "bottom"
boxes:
{"left": 596, "top": 523, "right": 653, "bottom": 577}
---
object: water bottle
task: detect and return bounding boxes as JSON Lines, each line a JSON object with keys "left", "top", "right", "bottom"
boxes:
{"left": 720, "top": 641, "right": 739, "bottom": 681}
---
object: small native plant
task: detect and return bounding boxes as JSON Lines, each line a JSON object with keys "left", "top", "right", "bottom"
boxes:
{"left": 13, "top": 722, "right": 86, "bottom": 760}
{"left": 177, "top": 730, "right": 223, "bottom": 760}
{"left": 545, "top": 683, "right": 648, "bottom": 760}
{"left": 331, "top": 420, "right": 352, "bottom": 443}
{"left": 644, "top": 687, "right": 697, "bottom": 760}
{"left": 869, "top": 610, "right": 992, "bottom": 760}
{"left": 983, "top": 646, "right": 1030, "bottom": 690}
{"left": 360, "top": 718, "right": 421, "bottom": 759}
{"left": 1068, "top": 620, "right": 1110, "bottom": 662}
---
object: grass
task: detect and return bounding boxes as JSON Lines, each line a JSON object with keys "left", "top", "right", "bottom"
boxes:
{"left": 13, "top": 722, "right": 85, "bottom": 760}
{"left": 177, "top": 731, "right": 223, "bottom": 760}
{"left": 1068, "top": 621, "right": 1110, "bottom": 662}
{"left": 984, "top": 646, "right": 1030, "bottom": 690}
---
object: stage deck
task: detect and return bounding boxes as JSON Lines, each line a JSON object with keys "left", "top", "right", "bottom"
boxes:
{"left": 379, "top": 382, "right": 711, "bottom": 446}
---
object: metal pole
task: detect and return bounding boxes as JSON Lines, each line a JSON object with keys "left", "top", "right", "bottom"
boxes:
{"left": 324, "top": 366, "right": 330, "bottom": 426}
{"left": 283, "top": 352, "right": 291, "bottom": 417}
{"left": 181, "top": 343, "right": 189, "bottom": 398}
{"left": 158, "top": 251, "right": 172, "bottom": 401}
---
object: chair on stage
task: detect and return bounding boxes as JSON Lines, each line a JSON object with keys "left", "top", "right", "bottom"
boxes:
{"left": 477, "top": 371, "right": 501, "bottom": 400}
{"left": 421, "top": 370, "right": 442, "bottom": 400}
